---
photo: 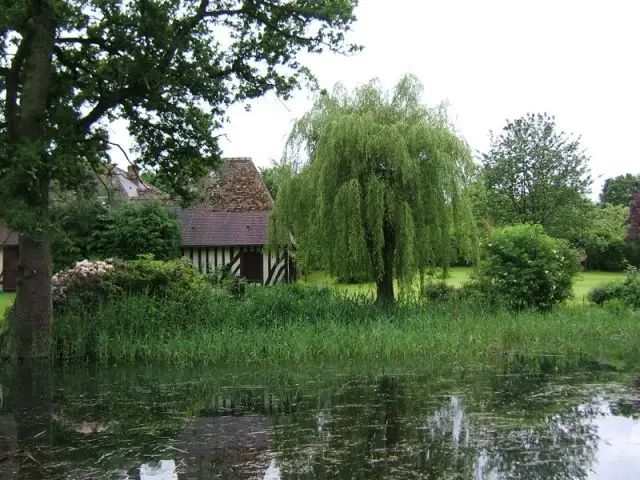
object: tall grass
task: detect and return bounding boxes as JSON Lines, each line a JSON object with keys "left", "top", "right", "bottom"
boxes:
{"left": 52, "top": 284, "right": 640, "bottom": 371}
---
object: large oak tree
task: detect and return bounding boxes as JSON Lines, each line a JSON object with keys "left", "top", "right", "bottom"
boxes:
{"left": 0, "top": 0, "right": 358, "bottom": 358}
{"left": 269, "top": 75, "right": 478, "bottom": 303}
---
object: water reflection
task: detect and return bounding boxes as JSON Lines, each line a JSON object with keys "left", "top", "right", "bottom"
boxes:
{"left": 0, "top": 364, "right": 638, "bottom": 479}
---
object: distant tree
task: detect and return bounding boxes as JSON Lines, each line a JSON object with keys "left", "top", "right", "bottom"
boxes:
{"left": 260, "top": 161, "right": 294, "bottom": 200}
{"left": 270, "top": 75, "right": 478, "bottom": 303}
{"left": 481, "top": 113, "right": 593, "bottom": 239}
{"left": 600, "top": 173, "right": 640, "bottom": 206}
{"left": 627, "top": 192, "right": 640, "bottom": 243}
{"left": 140, "top": 170, "right": 171, "bottom": 195}
{"left": 590, "top": 203, "right": 629, "bottom": 239}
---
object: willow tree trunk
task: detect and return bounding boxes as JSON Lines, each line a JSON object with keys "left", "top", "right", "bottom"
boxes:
{"left": 8, "top": 1, "right": 56, "bottom": 359}
{"left": 375, "top": 225, "right": 395, "bottom": 304}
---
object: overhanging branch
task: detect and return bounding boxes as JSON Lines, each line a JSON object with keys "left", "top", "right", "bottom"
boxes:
{"left": 55, "top": 36, "right": 121, "bottom": 55}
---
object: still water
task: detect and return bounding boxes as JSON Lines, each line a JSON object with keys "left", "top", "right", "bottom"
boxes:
{"left": 0, "top": 361, "right": 639, "bottom": 479}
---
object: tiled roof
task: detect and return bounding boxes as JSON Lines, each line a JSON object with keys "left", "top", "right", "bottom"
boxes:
{"left": 178, "top": 209, "right": 268, "bottom": 246}
{"left": 199, "top": 157, "right": 273, "bottom": 212}
{"left": 0, "top": 222, "right": 18, "bottom": 246}
{"left": 175, "top": 157, "right": 274, "bottom": 246}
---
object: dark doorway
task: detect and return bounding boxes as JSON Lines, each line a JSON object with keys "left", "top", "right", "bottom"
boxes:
{"left": 2, "top": 246, "right": 18, "bottom": 292}
{"left": 240, "top": 251, "right": 263, "bottom": 283}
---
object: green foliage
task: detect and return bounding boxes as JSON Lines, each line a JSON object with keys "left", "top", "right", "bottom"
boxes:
{"left": 573, "top": 231, "right": 628, "bottom": 272}
{"left": 588, "top": 267, "right": 640, "bottom": 309}
{"left": 482, "top": 113, "right": 593, "bottom": 239}
{"left": 51, "top": 201, "right": 181, "bottom": 271}
{"left": 270, "top": 74, "right": 478, "bottom": 302}
{"left": 465, "top": 163, "right": 493, "bottom": 245}
{"left": 259, "top": 161, "right": 294, "bottom": 200}
{"left": 50, "top": 199, "right": 110, "bottom": 272}
{"left": 54, "top": 256, "right": 207, "bottom": 313}
{"left": 92, "top": 202, "right": 181, "bottom": 261}
{"left": 477, "top": 224, "right": 581, "bottom": 310}
{"left": 600, "top": 173, "right": 640, "bottom": 206}
{"left": 570, "top": 202, "right": 635, "bottom": 272}
{"left": 139, "top": 170, "right": 171, "bottom": 195}
{"left": 0, "top": 0, "right": 360, "bottom": 229}
{"left": 421, "top": 281, "right": 457, "bottom": 302}
{"left": 589, "top": 203, "right": 629, "bottom": 238}
{"left": 0, "top": 0, "right": 359, "bottom": 358}
{"left": 50, "top": 283, "right": 640, "bottom": 369}
{"left": 206, "top": 264, "right": 247, "bottom": 299}
{"left": 626, "top": 243, "right": 640, "bottom": 267}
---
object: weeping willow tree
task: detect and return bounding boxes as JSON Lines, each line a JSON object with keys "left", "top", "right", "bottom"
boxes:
{"left": 269, "top": 74, "right": 478, "bottom": 303}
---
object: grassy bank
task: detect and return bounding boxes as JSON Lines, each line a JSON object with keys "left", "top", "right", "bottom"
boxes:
{"left": 300, "top": 268, "right": 626, "bottom": 305}
{"left": 51, "top": 284, "right": 640, "bottom": 371}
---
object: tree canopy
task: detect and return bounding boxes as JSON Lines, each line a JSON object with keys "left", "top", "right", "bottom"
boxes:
{"left": 481, "top": 113, "right": 593, "bottom": 239}
{"left": 260, "top": 160, "right": 294, "bottom": 200}
{"left": 600, "top": 173, "right": 640, "bottom": 207}
{"left": 0, "top": 0, "right": 359, "bottom": 358}
{"left": 269, "top": 74, "right": 478, "bottom": 302}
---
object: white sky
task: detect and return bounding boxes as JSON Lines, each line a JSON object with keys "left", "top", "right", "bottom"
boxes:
{"left": 111, "top": 0, "right": 640, "bottom": 198}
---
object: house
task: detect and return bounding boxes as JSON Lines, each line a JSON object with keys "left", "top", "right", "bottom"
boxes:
{"left": 97, "top": 164, "right": 160, "bottom": 202}
{"left": 0, "top": 158, "right": 295, "bottom": 289}
{"left": 176, "top": 157, "right": 295, "bottom": 285}
{"left": 0, "top": 223, "right": 18, "bottom": 292}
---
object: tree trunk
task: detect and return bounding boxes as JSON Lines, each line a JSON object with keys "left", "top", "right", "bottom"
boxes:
{"left": 376, "top": 225, "right": 395, "bottom": 304}
{"left": 15, "top": 234, "right": 53, "bottom": 359}
{"left": 8, "top": 1, "right": 56, "bottom": 359}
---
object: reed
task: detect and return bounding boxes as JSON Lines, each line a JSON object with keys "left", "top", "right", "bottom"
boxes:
{"left": 50, "top": 284, "right": 640, "bottom": 371}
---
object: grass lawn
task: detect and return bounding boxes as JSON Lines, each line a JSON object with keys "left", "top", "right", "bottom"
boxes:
{"left": 299, "top": 267, "right": 626, "bottom": 304}
{"left": 0, "top": 292, "right": 15, "bottom": 327}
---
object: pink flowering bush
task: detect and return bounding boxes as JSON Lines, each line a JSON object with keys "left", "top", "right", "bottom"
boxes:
{"left": 52, "top": 259, "right": 117, "bottom": 308}
{"left": 52, "top": 256, "right": 208, "bottom": 313}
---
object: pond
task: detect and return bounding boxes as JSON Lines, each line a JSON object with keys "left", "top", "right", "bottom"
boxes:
{"left": 0, "top": 361, "right": 639, "bottom": 479}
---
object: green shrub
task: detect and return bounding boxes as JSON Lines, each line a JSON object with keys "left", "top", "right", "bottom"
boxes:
{"left": 206, "top": 264, "right": 248, "bottom": 299}
{"left": 476, "top": 224, "right": 580, "bottom": 310}
{"left": 625, "top": 242, "right": 640, "bottom": 268}
{"left": 51, "top": 200, "right": 110, "bottom": 272}
{"left": 587, "top": 267, "right": 640, "bottom": 309}
{"left": 93, "top": 202, "right": 181, "bottom": 261}
{"left": 104, "top": 255, "right": 206, "bottom": 296}
{"left": 421, "top": 281, "right": 457, "bottom": 302}
{"left": 54, "top": 256, "right": 206, "bottom": 313}
{"left": 573, "top": 231, "right": 627, "bottom": 271}
{"left": 51, "top": 201, "right": 181, "bottom": 273}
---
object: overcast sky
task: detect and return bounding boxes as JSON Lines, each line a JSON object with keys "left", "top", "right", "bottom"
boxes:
{"left": 113, "top": 0, "right": 640, "bottom": 197}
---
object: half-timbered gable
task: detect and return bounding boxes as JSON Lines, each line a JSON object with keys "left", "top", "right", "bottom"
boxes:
{"left": 176, "top": 158, "right": 295, "bottom": 285}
